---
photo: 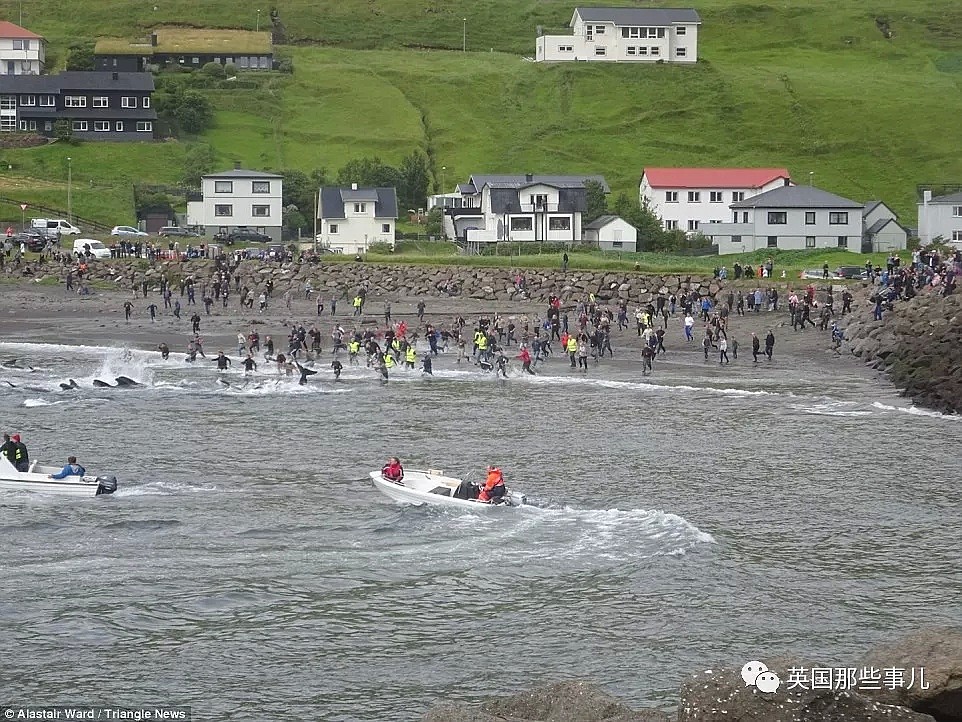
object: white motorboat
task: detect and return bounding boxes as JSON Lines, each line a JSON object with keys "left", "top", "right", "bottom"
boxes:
{"left": 369, "top": 468, "right": 525, "bottom": 509}
{"left": 0, "top": 455, "right": 118, "bottom": 497}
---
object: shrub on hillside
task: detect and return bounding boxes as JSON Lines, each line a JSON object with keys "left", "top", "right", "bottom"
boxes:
{"left": 200, "top": 62, "right": 227, "bottom": 79}
{"left": 223, "top": 62, "right": 238, "bottom": 77}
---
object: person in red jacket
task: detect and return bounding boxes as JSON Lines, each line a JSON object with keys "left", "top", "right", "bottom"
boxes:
{"left": 478, "top": 466, "right": 505, "bottom": 503}
{"left": 381, "top": 457, "right": 404, "bottom": 484}
{"left": 516, "top": 346, "right": 535, "bottom": 375}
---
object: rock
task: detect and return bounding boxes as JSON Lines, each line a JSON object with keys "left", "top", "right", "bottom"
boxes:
{"left": 677, "top": 660, "right": 935, "bottom": 722}
{"left": 861, "top": 628, "right": 962, "bottom": 722}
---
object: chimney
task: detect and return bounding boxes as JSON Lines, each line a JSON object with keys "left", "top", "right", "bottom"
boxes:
{"left": 351, "top": 182, "right": 358, "bottom": 191}
{"left": 923, "top": 190, "right": 932, "bottom": 203}
{"left": 151, "top": 32, "right": 158, "bottom": 47}
{"left": 525, "top": 173, "right": 533, "bottom": 183}
{"left": 111, "top": 72, "right": 118, "bottom": 81}
{"left": 233, "top": 160, "right": 241, "bottom": 170}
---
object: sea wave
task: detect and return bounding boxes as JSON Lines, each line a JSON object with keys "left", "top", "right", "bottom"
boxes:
{"left": 871, "top": 402, "right": 960, "bottom": 421}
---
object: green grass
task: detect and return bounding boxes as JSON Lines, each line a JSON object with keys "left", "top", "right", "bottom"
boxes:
{"left": 1, "top": 0, "right": 960, "bottom": 230}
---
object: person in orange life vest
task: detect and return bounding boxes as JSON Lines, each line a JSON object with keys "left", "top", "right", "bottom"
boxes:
{"left": 382, "top": 456, "right": 404, "bottom": 483}
{"left": 478, "top": 466, "right": 505, "bottom": 503}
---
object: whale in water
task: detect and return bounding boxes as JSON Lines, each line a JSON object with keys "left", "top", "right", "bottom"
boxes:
{"left": 59, "top": 379, "right": 80, "bottom": 391}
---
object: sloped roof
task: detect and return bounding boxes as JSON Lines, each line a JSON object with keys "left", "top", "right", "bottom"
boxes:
{"left": 0, "top": 21, "right": 43, "bottom": 39}
{"left": 929, "top": 191, "right": 962, "bottom": 205}
{"left": 318, "top": 187, "right": 398, "bottom": 220}
{"left": 644, "top": 167, "right": 791, "bottom": 189}
{"left": 96, "top": 28, "right": 272, "bottom": 57}
{"left": 584, "top": 214, "right": 622, "bottom": 230}
{"left": 468, "top": 174, "right": 610, "bottom": 192}
{"left": 203, "top": 168, "right": 283, "bottom": 179}
{"left": 730, "top": 185, "right": 862, "bottom": 209}
{"left": 0, "top": 71, "right": 154, "bottom": 92}
{"left": 574, "top": 7, "right": 701, "bottom": 26}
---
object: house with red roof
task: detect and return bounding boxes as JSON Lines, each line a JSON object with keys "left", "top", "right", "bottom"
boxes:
{"left": 640, "top": 167, "right": 792, "bottom": 235}
{"left": 0, "top": 21, "right": 45, "bottom": 75}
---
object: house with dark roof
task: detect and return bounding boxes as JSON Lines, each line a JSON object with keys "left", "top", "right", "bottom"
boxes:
{"left": 862, "top": 200, "right": 908, "bottom": 252}
{"left": 186, "top": 166, "right": 284, "bottom": 240}
{"left": 583, "top": 214, "right": 637, "bottom": 252}
{"left": 641, "top": 167, "right": 793, "bottom": 235}
{"left": 536, "top": 7, "right": 700, "bottom": 63}
{"left": 0, "top": 21, "right": 44, "bottom": 75}
{"left": 918, "top": 190, "right": 962, "bottom": 246}
{"left": 316, "top": 184, "right": 398, "bottom": 254}
{"left": 433, "top": 173, "right": 609, "bottom": 246}
{"left": 0, "top": 71, "right": 156, "bottom": 140}
{"left": 95, "top": 28, "right": 273, "bottom": 73}
{"left": 702, "top": 185, "right": 866, "bottom": 255}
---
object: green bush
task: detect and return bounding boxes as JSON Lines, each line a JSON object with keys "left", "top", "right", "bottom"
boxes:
{"left": 367, "top": 241, "right": 394, "bottom": 254}
{"left": 200, "top": 61, "right": 227, "bottom": 79}
{"left": 223, "top": 62, "right": 238, "bottom": 77}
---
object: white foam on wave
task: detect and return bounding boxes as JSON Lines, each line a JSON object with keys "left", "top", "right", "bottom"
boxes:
{"left": 21, "top": 398, "right": 67, "bottom": 407}
{"left": 115, "top": 480, "right": 236, "bottom": 497}
{"left": 790, "top": 400, "right": 873, "bottom": 417}
{"left": 872, "top": 402, "right": 960, "bottom": 421}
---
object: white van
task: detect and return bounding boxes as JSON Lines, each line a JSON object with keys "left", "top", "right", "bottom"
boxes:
{"left": 73, "top": 238, "right": 111, "bottom": 259}
{"left": 31, "top": 218, "right": 81, "bottom": 236}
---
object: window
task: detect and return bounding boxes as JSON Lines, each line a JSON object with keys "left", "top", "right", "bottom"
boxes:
{"left": 115, "top": 121, "right": 123, "bottom": 131}
{"left": 651, "top": 46, "right": 660, "bottom": 56}
{"left": 665, "top": 191, "right": 678, "bottom": 203}
{"left": 214, "top": 205, "right": 233, "bottom": 217}
{"left": 731, "top": 235, "right": 742, "bottom": 243}
{"left": 710, "top": 191, "right": 723, "bottom": 203}
{"left": 953, "top": 206, "right": 962, "bottom": 217}
{"left": 92, "top": 96, "right": 108, "bottom": 108}
{"left": 252, "top": 205, "right": 270, "bottom": 217}
{"left": 657, "top": 28, "right": 666, "bottom": 38}
{"left": 664, "top": 220, "right": 678, "bottom": 230}
{"left": 43, "top": 121, "right": 52, "bottom": 132}
{"left": 549, "top": 217, "right": 571, "bottom": 231}
{"left": 829, "top": 212, "right": 848, "bottom": 225}
{"left": 72, "top": 121, "right": 88, "bottom": 132}
{"left": 676, "top": 48, "right": 687, "bottom": 58}
{"left": 742, "top": 211, "right": 749, "bottom": 223}
{"left": 136, "top": 121, "right": 152, "bottom": 132}
{"left": 510, "top": 217, "right": 533, "bottom": 232}
{"left": 12, "top": 40, "right": 23, "bottom": 50}
{"left": 252, "top": 181, "right": 271, "bottom": 194}
{"left": 215, "top": 181, "right": 233, "bottom": 194}
{"left": 612, "top": 241, "right": 623, "bottom": 249}
{"left": 805, "top": 211, "right": 816, "bottom": 225}
{"left": 259, "top": 57, "right": 270, "bottom": 69}
{"left": 687, "top": 220, "right": 700, "bottom": 231}
{"left": 239, "top": 56, "right": 250, "bottom": 68}
{"left": 688, "top": 191, "right": 700, "bottom": 202}
{"left": 143, "top": 96, "right": 150, "bottom": 108}
{"left": 530, "top": 194, "right": 548, "bottom": 208}
{"left": 837, "top": 236, "right": 848, "bottom": 248}
{"left": 39, "top": 95, "right": 55, "bottom": 107}
{"left": 94, "top": 121, "right": 110, "bottom": 132}
{"left": 767, "top": 236, "right": 778, "bottom": 248}
{"left": 595, "top": 47, "right": 607, "bottom": 57}
{"left": 677, "top": 26, "right": 687, "bottom": 35}
{"left": 329, "top": 223, "right": 338, "bottom": 234}
{"left": 732, "top": 191, "right": 744, "bottom": 202}
{"left": 805, "top": 236, "right": 816, "bottom": 248}
{"left": 353, "top": 203, "right": 366, "bottom": 213}
{"left": 767, "top": 211, "right": 787, "bottom": 224}
{"left": 626, "top": 46, "right": 636, "bottom": 56}
{"left": 559, "top": 45, "right": 573, "bottom": 52}
{"left": 192, "top": 57, "right": 201, "bottom": 65}
{"left": 121, "top": 97, "right": 137, "bottom": 108}
{"left": 382, "top": 223, "right": 391, "bottom": 233}
{"left": 0, "top": 117, "right": 15, "bottom": 131}
{"left": 639, "top": 46, "right": 649, "bottom": 55}
{"left": 18, "top": 120, "right": 26, "bottom": 131}
{"left": 64, "top": 96, "right": 86, "bottom": 108}
{"left": 2, "top": 95, "right": 18, "bottom": 109}
{"left": 953, "top": 231, "right": 962, "bottom": 241}
{"left": 19, "top": 95, "right": 35, "bottom": 106}
{"left": 595, "top": 25, "right": 605, "bottom": 34}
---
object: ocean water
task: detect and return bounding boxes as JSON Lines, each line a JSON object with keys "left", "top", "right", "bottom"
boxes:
{"left": 0, "top": 341, "right": 960, "bottom": 720}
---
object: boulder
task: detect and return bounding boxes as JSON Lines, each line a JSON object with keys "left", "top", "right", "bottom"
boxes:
{"left": 861, "top": 628, "right": 962, "bottom": 722}
{"left": 677, "top": 660, "right": 935, "bottom": 722}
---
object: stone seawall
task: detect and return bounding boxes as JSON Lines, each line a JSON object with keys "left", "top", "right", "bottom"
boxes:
{"left": 841, "top": 290, "right": 962, "bottom": 414}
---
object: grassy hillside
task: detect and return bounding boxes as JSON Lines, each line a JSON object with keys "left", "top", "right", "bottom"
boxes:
{"left": 0, "top": 0, "right": 960, "bottom": 225}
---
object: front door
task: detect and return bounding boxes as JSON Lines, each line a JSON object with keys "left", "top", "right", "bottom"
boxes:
{"left": 6, "top": 61, "right": 14, "bottom": 74}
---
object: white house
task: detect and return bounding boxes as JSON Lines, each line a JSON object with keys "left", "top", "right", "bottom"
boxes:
{"left": 641, "top": 167, "right": 792, "bottom": 234}
{"left": 0, "top": 21, "right": 45, "bottom": 75}
{"left": 536, "top": 7, "right": 700, "bottom": 63}
{"left": 584, "top": 215, "right": 637, "bottom": 252}
{"left": 918, "top": 190, "right": 962, "bottom": 245}
{"left": 186, "top": 167, "right": 284, "bottom": 241}
{"left": 316, "top": 184, "right": 398, "bottom": 255}
{"left": 703, "top": 185, "right": 864, "bottom": 255}
{"left": 438, "top": 173, "right": 609, "bottom": 248}
{"left": 862, "top": 200, "right": 908, "bottom": 252}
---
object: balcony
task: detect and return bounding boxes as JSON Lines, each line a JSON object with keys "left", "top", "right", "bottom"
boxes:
{"left": 444, "top": 206, "right": 484, "bottom": 217}
{"left": 519, "top": 202, "right": 560, "bottom": 213}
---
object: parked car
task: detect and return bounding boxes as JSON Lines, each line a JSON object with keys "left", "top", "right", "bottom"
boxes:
{"left": 216, "top": 228, "right": 272, "bottom": 244}
{"left": 158, "top": 226, "right": 200, "bottom": 238}
{"left": 73, "top": 238, "right": 111, "bottom": 259}
{"left": 31, "top": 218, "right": 81, "bottom": 236}
{"left": 111, "top": 225, "right": 148, "bottom": 237}
{"left": 835, "top": 266, "right": 867, "bottom": 280}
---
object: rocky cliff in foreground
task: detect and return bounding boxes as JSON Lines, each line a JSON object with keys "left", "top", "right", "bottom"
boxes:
{"left": 842, "top": 291, "right": 962, "bottom": 415}
{"left": 421, "top": 629, "right": 962, "bottom": 721}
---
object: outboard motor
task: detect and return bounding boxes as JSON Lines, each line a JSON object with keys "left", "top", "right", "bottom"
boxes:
{"left": 95, "top": 475, "right": 118, "bottom": 496}
{"left": 507, "top": 491, "right": 527, "bottom": 507}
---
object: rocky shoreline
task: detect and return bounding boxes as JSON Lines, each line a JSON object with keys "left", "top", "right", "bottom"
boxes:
{"left": 421, "top": 628, "right": 961, "bottom": 721}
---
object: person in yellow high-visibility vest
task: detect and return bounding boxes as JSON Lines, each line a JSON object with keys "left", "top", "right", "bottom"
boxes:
{"left": 566, "top": 335, "right": 578, "bottom": 368}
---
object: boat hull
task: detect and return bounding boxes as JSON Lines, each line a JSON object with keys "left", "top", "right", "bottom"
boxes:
{"left": 369, "top": 469, "right": 523, "bottom": 509}
{"left": 0, "top": 457, "right": 117, "bottom": 497}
